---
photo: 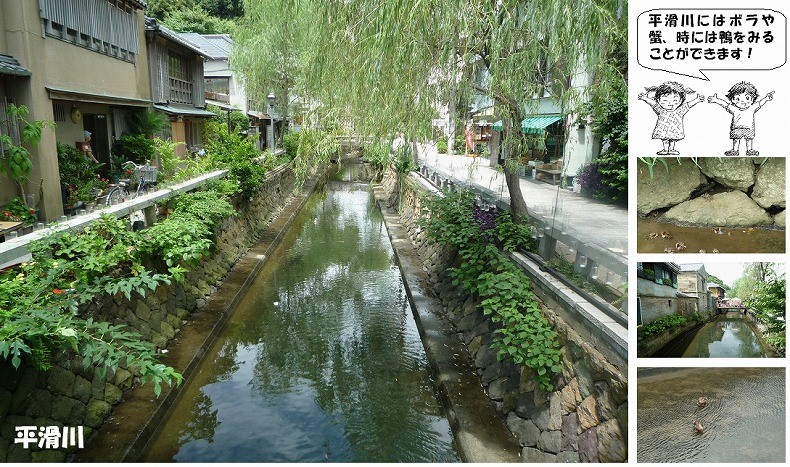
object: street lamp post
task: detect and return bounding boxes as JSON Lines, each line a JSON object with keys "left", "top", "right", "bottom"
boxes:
{"left": 267, "top": 92, "right": 276, "bottom": 153}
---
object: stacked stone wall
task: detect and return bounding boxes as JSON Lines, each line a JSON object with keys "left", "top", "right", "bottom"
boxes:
{"left": 384, "top": 172, "right": 627, "bottom": 462}
{"left": 0, "top": 166, "right": 297, "bottom": 462}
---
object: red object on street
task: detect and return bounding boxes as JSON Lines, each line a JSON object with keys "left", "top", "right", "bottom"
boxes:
{"left": 464, "top": 126, "right": 474, "bottom": 151}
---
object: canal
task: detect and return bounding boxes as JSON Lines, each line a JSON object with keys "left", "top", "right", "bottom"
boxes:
{"left": 655, "top": 313, "right": 777, "bottom": 358}
{"left": 142, "top": 166, "right": 458, "bottom": 462}
{"left": 638, "top": 367, "right": 785, "bottom": 463}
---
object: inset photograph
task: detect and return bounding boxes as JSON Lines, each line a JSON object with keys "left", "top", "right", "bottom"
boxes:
{"left": 636, "top": 262, "right": 785, "bottom": 357}
{"left": 637, "top": 157, "right": 785, "bottom": 253}
{"left": 637, "top": 367, "right": 785, "bottom": 463}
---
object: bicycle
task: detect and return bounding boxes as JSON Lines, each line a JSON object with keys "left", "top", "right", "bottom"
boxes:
{"left": 105, "top": 160, "right": 159, "bottom": 206}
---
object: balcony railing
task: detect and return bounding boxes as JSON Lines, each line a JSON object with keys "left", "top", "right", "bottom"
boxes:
{"left": 169, "top": 77, "right": 193, "bottom": 104}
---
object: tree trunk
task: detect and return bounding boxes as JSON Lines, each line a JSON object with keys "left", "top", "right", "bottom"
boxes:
{"left": 502, "top": 117, "right": 529, "bottom": 220}
{"left": 447, "top": 84, "right": 456, "bottom": 156}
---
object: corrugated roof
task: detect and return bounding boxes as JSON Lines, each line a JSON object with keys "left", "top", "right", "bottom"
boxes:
{"left": 153, "top": 104, "right": 216, "bottom": 118}
{"left": 0, "top": 54, "right": 31, "bottom": 77}
{"left": 179, "top": 33, "right": 233, "bottom": 60}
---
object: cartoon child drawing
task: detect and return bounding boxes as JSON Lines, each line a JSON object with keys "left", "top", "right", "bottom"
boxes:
{"left": 639, "top": 81, "right": 704, "bottom": 155}
{"left": 707, "top": 81, "right": 774, "bottom": 156}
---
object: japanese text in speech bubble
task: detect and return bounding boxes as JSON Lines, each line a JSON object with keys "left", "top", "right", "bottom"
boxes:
{"left": 637, "top": 9, "right": 787, "bottom": 80}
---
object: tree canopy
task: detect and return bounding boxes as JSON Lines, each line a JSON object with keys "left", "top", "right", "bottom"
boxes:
{"left": 233, "top": 0, "right": 627, "bottom": 218}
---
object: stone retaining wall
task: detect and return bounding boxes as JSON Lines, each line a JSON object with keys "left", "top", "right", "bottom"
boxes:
{"left": 0, "top": 166, "right": 297, "bottom": 462}
{"left": 384, "top": 171, "right": 627, "bottom": 462}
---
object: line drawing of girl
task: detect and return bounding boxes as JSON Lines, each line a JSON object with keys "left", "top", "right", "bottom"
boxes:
{"left": 707, "top": 81, "right": 774, "bottom": 156}
{"left": 639, "top": 81, "right": 704, "bottom": 155}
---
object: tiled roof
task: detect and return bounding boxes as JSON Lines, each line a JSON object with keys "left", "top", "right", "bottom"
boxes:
{"left": 145, "top": 18, "right": 211, "bottom": 58}
{"left": 0, "top": 54, "right": 31, "bottom": 77}
{"left": 179, "top": 33, "right": 233, "bottom": 60}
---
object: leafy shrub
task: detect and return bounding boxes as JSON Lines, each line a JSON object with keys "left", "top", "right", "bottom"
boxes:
{"left": 0, "top": 186, "right": 235, "bottom": 396}
{"left": 436, "top": 139, "right": 448, "bottom": 154}
{"left": 206, "top": 131, "right": 265, "bottom": 198}
{"left": 638, "top": 313, "right": 688, "bottom": 340}
{"left": 282, "top": 132, "right": 301, "bottom": 161}
{"left": 420, "top": 190, "right": 558, "bottom": 391}
{"left": 57, "top": 142, "right": 103, "bottom": 189}
{"left": 153, "top": 138, "right": 185, "bottom": 181}
{"left": 575, "top": 162, "right": 609, "bottom": 200}
{"left": 362, "top": 142, "right": 391, "bottom": 178}
{"left": 118, "top": 134, "right": 155, "bottom": 163}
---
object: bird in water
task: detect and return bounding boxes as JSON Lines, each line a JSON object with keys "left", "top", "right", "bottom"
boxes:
{"left": 664, "top": 247, "right": 674, "bottom": 253}
{"left": 693, "top": 419, "right": 704, "bottom": 433}
{"left": 646, "top": 232, "right": 659, "bottom": 239}
{"left": 699, "top": 249, "right": 706, "bottom": 253}
{"left": 675, "top": 242, "right": 687, "bottom": 251}
{"left": 697, "top": 396, "right": 709, "bottom": 408}
{"left": 661, "top": 230, "right": 672, "bottom": 239}
{"left": 713, "top": 227, "right": 725, "bottom": 234}
{"left": 712, "top": 248, "right": 720, "bottom": 253}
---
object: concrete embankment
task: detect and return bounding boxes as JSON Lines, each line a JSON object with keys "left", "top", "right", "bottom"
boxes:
{"left": 376, "top": 169, "right": 628, "bottom": 463}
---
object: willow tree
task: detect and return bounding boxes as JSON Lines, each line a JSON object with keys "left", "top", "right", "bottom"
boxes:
{"left": 235, "top": 0, "right": 626, "bottom": 218}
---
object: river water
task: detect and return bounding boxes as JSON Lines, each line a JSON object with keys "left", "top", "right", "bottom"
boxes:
{"left": 142, "top": 166, "right": 458, "bottom": 462}
{"left": 655, "top": 313, "right": 777, "bottom": 358}
{"left": 637, "top": 367, "right": 785, "bottom": 463}
{"left": 637, "top": 218, "right": 785, "bottom": 253}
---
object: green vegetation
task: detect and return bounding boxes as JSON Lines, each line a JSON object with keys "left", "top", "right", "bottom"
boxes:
{"left": 147, "top": 0, "right": 240, "bottom": 34}
{"left": 706, "top": 273, "right": 730, "bottom": 291}
{"left": 638, "top": 313, "right": 690, "bottom": 340}
{"left": 0, "top": 197, "right": 37, "bottom": 225}
{"left": 0, "top": 104, "right": 53, "bottom": 201}
{"left": 0, "top": 188, "right": 237, "bottom": 395}
{"left": 419, "top": 190, "right": 561, "bottom": 391}
{"left": 733, "top": 263, "right": 785, "bottom": 354}
{"left": 234, "top": 0, "right": 626, "bottom": 219}
{"left": 577, "top": 83, "right": 627, "bottom": 204}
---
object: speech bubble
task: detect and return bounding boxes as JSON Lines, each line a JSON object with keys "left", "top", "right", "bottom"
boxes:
{"left": 637, "top": 9, "right": 787, "bottom": 80}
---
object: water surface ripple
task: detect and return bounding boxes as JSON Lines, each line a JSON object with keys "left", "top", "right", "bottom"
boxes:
{"left": 638, "top": 367, "right": 785, "bottom": 463}
{"left": 143, "top": 168, "right": 458, "bottom": 462}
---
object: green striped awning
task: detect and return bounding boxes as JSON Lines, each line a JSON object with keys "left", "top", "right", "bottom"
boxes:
{"left": 492, "top": 114, "right": 563, "bottom": 133}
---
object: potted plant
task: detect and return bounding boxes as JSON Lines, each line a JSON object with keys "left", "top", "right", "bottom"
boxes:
{"left": 1, "top": 197, "right": 38, "bottom": 233}
{"left": 58, "top": 142, "right": 103, "bottom": 205}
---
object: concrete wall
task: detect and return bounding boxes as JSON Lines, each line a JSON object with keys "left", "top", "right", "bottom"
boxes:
{"left": 383, "top": 171, "right": 627, "bottom": 462}
{"left": 0, "top": 165, "right": 297, "bottom": 462}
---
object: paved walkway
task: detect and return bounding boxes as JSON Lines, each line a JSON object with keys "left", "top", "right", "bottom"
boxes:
{"left": 417, "top": 147, "right": 628, "bottom": 261}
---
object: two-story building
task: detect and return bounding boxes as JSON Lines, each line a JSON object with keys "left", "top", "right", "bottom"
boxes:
{"left": 677, "top": 263, "right": 714, "bottom": 315}
{"left": 636, "top": 262, "right": 700, "bottom": 325}
{"left": 2, "top": 0, "right": 152, "bottom": 220}
{"left": 145, "top": 18, "right": 215, "bottom": 157}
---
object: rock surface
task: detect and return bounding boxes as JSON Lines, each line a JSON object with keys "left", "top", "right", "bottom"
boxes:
{"left": 637, "top": 159, "right": 707, "bottom": 216}
{"left": 775, "top": 210, "right": 786, "bottom": 228}
{"left": 662, "top": 190, "right": 773, "bottom": 226}
{"left": 697, "top": 157, "right": 755, "bottom": 191}
{"left": 752, "top": 157, "right": 786, "bottom": 209}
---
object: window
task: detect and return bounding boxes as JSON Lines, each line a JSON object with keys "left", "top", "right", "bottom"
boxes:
{"left": 168, "top": 53, "right": 193, "bottom": 104}
{"left": 205, "top": 78, "right": 230, "bottom": 96}
{"left": 38, "top": 0, "right": 140, "bottom": 63}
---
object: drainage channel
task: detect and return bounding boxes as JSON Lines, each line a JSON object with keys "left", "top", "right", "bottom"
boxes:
{"left": 134, "top": 163, "right": 458, "bottom": 462}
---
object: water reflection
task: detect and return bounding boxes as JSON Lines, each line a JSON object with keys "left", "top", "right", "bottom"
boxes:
{"left": 657, "top": 314, "right": 777, "bottom": 358}
{"left": 638, "top": 367, "right": 785, "bottom": 463}
{"left": 143, "top": 166, "right": 458, "bottom": 462}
